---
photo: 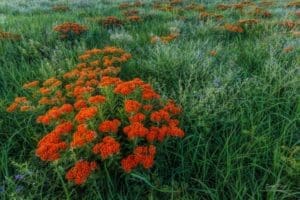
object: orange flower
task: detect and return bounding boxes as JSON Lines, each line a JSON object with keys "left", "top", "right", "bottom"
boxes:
{"left": 127, "top": 15, "right": 141, "bottom": 22}
{"left": 71, "top": 124, "right": 97, "bottom": 148}
{"left": 98, "top": 119, "right": 121, "bottom": 133}
{"left": 6, "top": 102, "right": 18, "bottom": 112}
{"left": 157, "top": 126, "right": 169, "bottom": 142}
{"left": 143, "top": 104, "right": 153, "bottom": 111}
{"left": 23, "top": 80, "right": 39, "bottom": 89}
{"left": 133, "top": 145, "right": 156, "bottom": 169}
{"left": 39, "top": 87, "right": 51, "bottom": 95}
{"left": 124, "top": 100, "right": 141, "bottom": 113}
{"left": 59, "top": 104, "right": 73, "bottom": 114}
{"left": 102, "top": 16, "right": 123, "bottom": 27}
{"left": 75, "top": 106, "right": 97, "bottom": 123}
{"left": 141, "top": 84, "right": 160, "bottom": 100}
{"left": 283, "top": 46, "right": 294, "bottom": 53}
{"left": 114, "top": 81, "right": 137, "bottom": 95}
{"left": 150, "top": 110, "right": 170, "bottom": 123}
{"left": 168, "top": 126, "right": 185, "bottom": 138}
{"left": 65, "top": 161, "right": 97, "bottom": 185}
{"left": 151, "top": 33, "right": 178, "bottom": 44}
{"left": 53, "top": 121, "right": 73, "bottom": 134}
{"left": 224, "top": 24, "right": 244, "bottom": 33}
{"left": 36, "top": 115, "right": 51, "bottom": 125}
{"left": 53, "top": 22, "right": 87, "bottom": 39}
{"left": 121, "top": 155, "right": 139, "bottom": 173}
{"left": 14, "top": 97, "right": 28, "bottom": 103}
{"left": 92, "top": 136, "right": 120, "bottom": 159}
{"left": 36, "top": 128, "right": 68, "bottom": 161}
{"left": 74, "top": 100, "right": 87, "bottom": 110}
{"left": 20, "top": 105, "right": 32, "bottom": 112}
{"left": 88, "top": 95, "right": 106, "bottom": 104}
{"left": 99, "top": 76, "right": 122, "bottom": 87}
{"left": 147, "top": 126, "right": 159, "bottom": 142}
{"left": 129, "top": 113, "right": 145, "bottom": 123}
{"left": 238, "top": 19, "right": 259, "bottom": 25}
{"left": 36, "top": 140, "right": 67, "bottom": 161}
{"left": 163, "top": 101, "right": 182, "bottom": 115}
{"left": 0, "top": 31, "right": 21, "bottom": 40}
{"left": 210, "top": 50, "right": 217, "bottom": 56}
{"left": 123, "top": 122, "right": 148, "bottom": 139}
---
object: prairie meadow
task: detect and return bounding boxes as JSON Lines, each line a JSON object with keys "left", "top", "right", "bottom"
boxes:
{"left": 0, "top": 0, "right": 299, "bottom": 199}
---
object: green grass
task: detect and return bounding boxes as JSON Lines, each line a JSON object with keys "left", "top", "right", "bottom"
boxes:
{"left": 0, "top": 0, "right": 299, "bottom": 199}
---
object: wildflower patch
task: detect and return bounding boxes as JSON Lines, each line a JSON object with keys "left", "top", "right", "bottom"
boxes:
{"left": 7, "top": 46, "right": 185, "bottom": 185}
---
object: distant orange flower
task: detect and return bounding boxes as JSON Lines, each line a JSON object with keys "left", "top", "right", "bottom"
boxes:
{"left": 151, "top": 33, "right": 179, "bottom": 44}
{"left": 102, "top": 16, "right": 123, "bottom": 27}
{"left": 127, "top": 15, "right": 141, "bottom": 22}
{"left": 6, "top": 102, "right": 18, "bottom": 112}
{"left": 53, "top": 22, "right": 87, "bottom": 39}
{"left": 23, "top": 80, "right": 39, "bottom": 89}
{"left": 283, "top": 46, "right": 294, "bottom": 53}
{"left": 280, "top": 20, "right": 296, "bottom": 30}
{"left": 39, "top": 87, "right": 51, "bottom": 95}
{"left": 238, "top": 19, "right": 259, "bottom": 25}
{"left": 20, "top": 105, "right": 32, "bottom": 112}
{"left": 210, "top": 50, "right": 217, "bottom": 56}
{"left": 224, "top": 24, "right": 244, "bottom": 33}
{"left": 0, "top": 31, "right": 21, "bottom": 40}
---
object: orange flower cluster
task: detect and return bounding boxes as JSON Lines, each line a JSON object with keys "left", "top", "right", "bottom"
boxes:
{"left": 6, "top": 97, "right": 32, "bottom": 112}
{"left": 0, "top": 30, "right": 21, "bottom": 41}
{"left": 53, "top": 22, "right": 87, "bottom": 39}
{"left": 253, "top": 7, "right": 272, "bottom": 18}
{"left": 93, "top": 136, "right": 120, "bottom": 159}
{"left": 23, "top": 80, "right": 39, "bottom": 89}
{"left": 224, "top": 24, "right": 244, "bottom": 33}
{"left": 7, "top": 46, "right": 184, "bottom": 185}
{"left": 238, "top": 19, "right": 259, "bottom": 26}
{"left": 36, "top": 121, "right": 73, "bottom": 161}
{"left": 126, "top": 15, "right": 142, "bottom": 23}
{"left": 279, "top": 20, "right": 297, "bottom": 30}
{"left": 99, "top": 119, "right": 121, "bottom": 133}
{"left": 151, "top": 33, "right": 179, "bottom": 44}
{"left": 200, "top": 12, "right": 223, "bottom": 21}
{"left": 71, "top": 124, "right": 97, "bottom": 148}
{"left": 65, "top": 161, "right": 97, "bottom": 185}
{"left": 123, "top": 10, "right": 139, "bottom": 16}
{"left": 119, "top": 1, "right": 143, "bottom": 10}
{"left": 283, "top": 46, "right": 294, "bottom": 53}
{"left": 210, "top": 50, "right": 217, "bottom": 56}
{"left": 185, "top": 3, "right": 205, "bottom": 11}
{"left": 101, "top": 16, "right": 123, "bottom": 27}
{"left": 121, "top": 145, "right": 156, "bottom": 172}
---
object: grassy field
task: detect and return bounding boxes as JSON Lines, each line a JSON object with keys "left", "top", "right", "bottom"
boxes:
{"left": 0, "top": 0, "right": 299, "bottom": 199}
